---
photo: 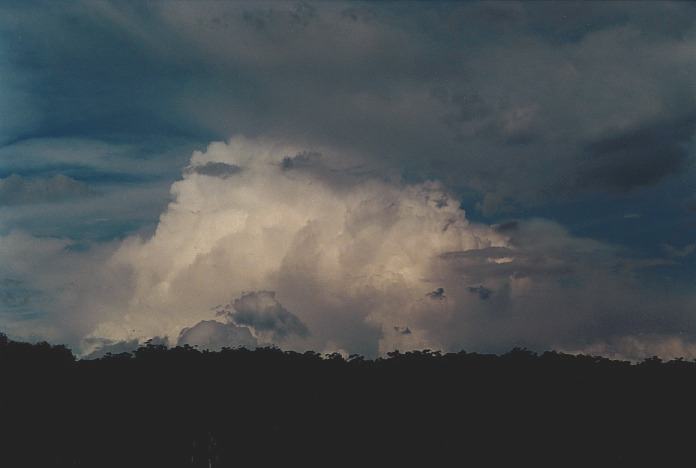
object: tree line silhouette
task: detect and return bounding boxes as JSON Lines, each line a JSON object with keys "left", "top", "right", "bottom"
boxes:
{"left": 1, "top": 332, "right": 694, "bottom": 467}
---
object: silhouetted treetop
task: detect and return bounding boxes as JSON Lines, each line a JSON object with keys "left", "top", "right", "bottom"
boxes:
{"left": 1, "top": 334, "right": 695, "bottom": 467}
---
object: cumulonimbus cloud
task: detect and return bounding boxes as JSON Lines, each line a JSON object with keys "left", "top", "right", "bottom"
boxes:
{"left": 3, "top": 136, "right": 693, "bottom": 360}
{"left": 83, "top": 136, "right": 509, "bottom": 356}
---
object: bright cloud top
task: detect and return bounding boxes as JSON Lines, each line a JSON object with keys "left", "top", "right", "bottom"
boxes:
{"left": 2, "top": 136, "right": 695, "bottom": 360}
{"left": 85, "top": 137, "right": 508, "bottom": 356}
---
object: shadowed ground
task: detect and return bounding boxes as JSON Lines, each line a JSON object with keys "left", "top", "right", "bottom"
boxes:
{"left": 0, "top": 334, "right": 693, "bottom": 467}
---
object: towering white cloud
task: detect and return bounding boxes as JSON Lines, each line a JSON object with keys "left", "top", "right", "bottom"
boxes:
{"left": 85, "top": 136, "right": 508, "bottom": 356}
{"left": 1, "top": 136, "right": 695, "bottom": 360}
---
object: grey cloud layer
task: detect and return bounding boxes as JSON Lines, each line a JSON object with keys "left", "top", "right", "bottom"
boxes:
{"left": 2, "top": 2, "right": 696, "bottom": 209}
{"left": 0, "top": 137, "right": 690, "bottom": 360}
{"left": 577, "top": 114, "right": 696, "bottom": 192}
{"left": 1, "top": 2, "right": 696, "bottom": 360}
{"left": 0, "top": 174, "right": 91, "bottom": 205}
{"left": 0, "top": 137, "right": 198, "bottom": 239}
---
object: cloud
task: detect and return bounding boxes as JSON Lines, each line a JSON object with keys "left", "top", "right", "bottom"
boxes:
{"left": 82, "top": 338, "right": 140, "bottom": 359}
{"left": 227, "top": 291, "right": 308, "bottom": 341}
{"left": 281, "top": 151, "right": 322, "bottom": 171}
{"left": 1, "top": 137, "right": 696, "bottom": 359}
{"left": 175, "top": 290, "right": 305, "bottom": 350}
{"left": 0, "top": 137, "right": 193, "bottom": 183}
{"left": 78, "top": 137, "right": 508, "bottom": 356}
{"left": 0, "top": 174, "right": 91, "bottom": 205}
{"left": 3, "top": 1, "right": 696, "bottom": 359}
{"left": 686, "top": 198, "right": 696, "bottom": 213}
{"left": 4, "top": 1, "right": 696, "bottom": 210}
{"left": 0, "top": 137, "right": 202, "bottom": 240}
{"left": 468, "top": 285, "right": 492, "bottom": 300}
{"left": 60, "top": 137, "right": 693, "bottom": 358}
{"left": 476, "top": 192, "right": 514, "bottom": 217}
{"left": 662, "top": 243, "right": 696, "bottom": 258}
{"left": 567, "top": 334, "right": 696, "bottom": 362}
{"left": 0, "top": 278, "right": 33, "bottom": 308}
{"left": 426, "top": 288, "right": 446, "bottom": 301}
{"left": 177, "top": 320, "right": 257, "bottom": 351}
{"left": 0, "top": 230, "right": 128, "bottom": 346}
{"left": 83, "top": 336, "right": 170, "bottom": 359}
{"left": 576, "top": 115, "right": 696, "bottom": 191}
{"left": 184, "top": 162, "right": 241, "bottom": 179}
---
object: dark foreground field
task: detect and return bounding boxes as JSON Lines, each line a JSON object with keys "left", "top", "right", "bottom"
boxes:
{"left": 1, "top": 334, "right": 694, "bottom": 467}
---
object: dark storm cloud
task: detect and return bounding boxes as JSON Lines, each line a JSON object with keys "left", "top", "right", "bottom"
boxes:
{"left": 0, "top": 278, "right": 33, "bottom": 308}
{"left": 662, "top": 243, "right": 696, "bottom": 258}
{"left": 0, "top": 137, "right": 201, "bottom": 240}
{"left": 281, "top": 151, "right": 322, "bottom": 171}
{"left": 686, "top": 198, "right": 696, "bottom": 212}
{"left": 228, "top": 291, "right": 309, "bottom": 340}
{"left": 2, "top": 1, "right": 696, "bottom": 209}
{"left": 0, "top": 174, "right": 91, "bottom": 205}
{"left": 468, "top": 285, "right": 492, "bottom": 300}
{"left": 577, "top": 115, "right": 696, "bottom": 191}
{"left": 494, "top": 221, "right": 519, "bottom": 233}
{"left": 177, "top": 320, "right": 257, "bottom": 351}
{"left": 427, "top": 288, "right": 446, "bottom": 300}
{"left": 438, "top": 220, "right": 619, "bottom": 283}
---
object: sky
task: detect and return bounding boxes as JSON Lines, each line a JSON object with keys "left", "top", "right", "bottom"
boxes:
{"left": 1, "top": 1, "right": 696, "bottom": 360}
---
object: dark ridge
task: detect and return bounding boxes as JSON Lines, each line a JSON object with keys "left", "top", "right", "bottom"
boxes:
{"left": 0, "top": 333, "right": 694, "bottom": 467}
